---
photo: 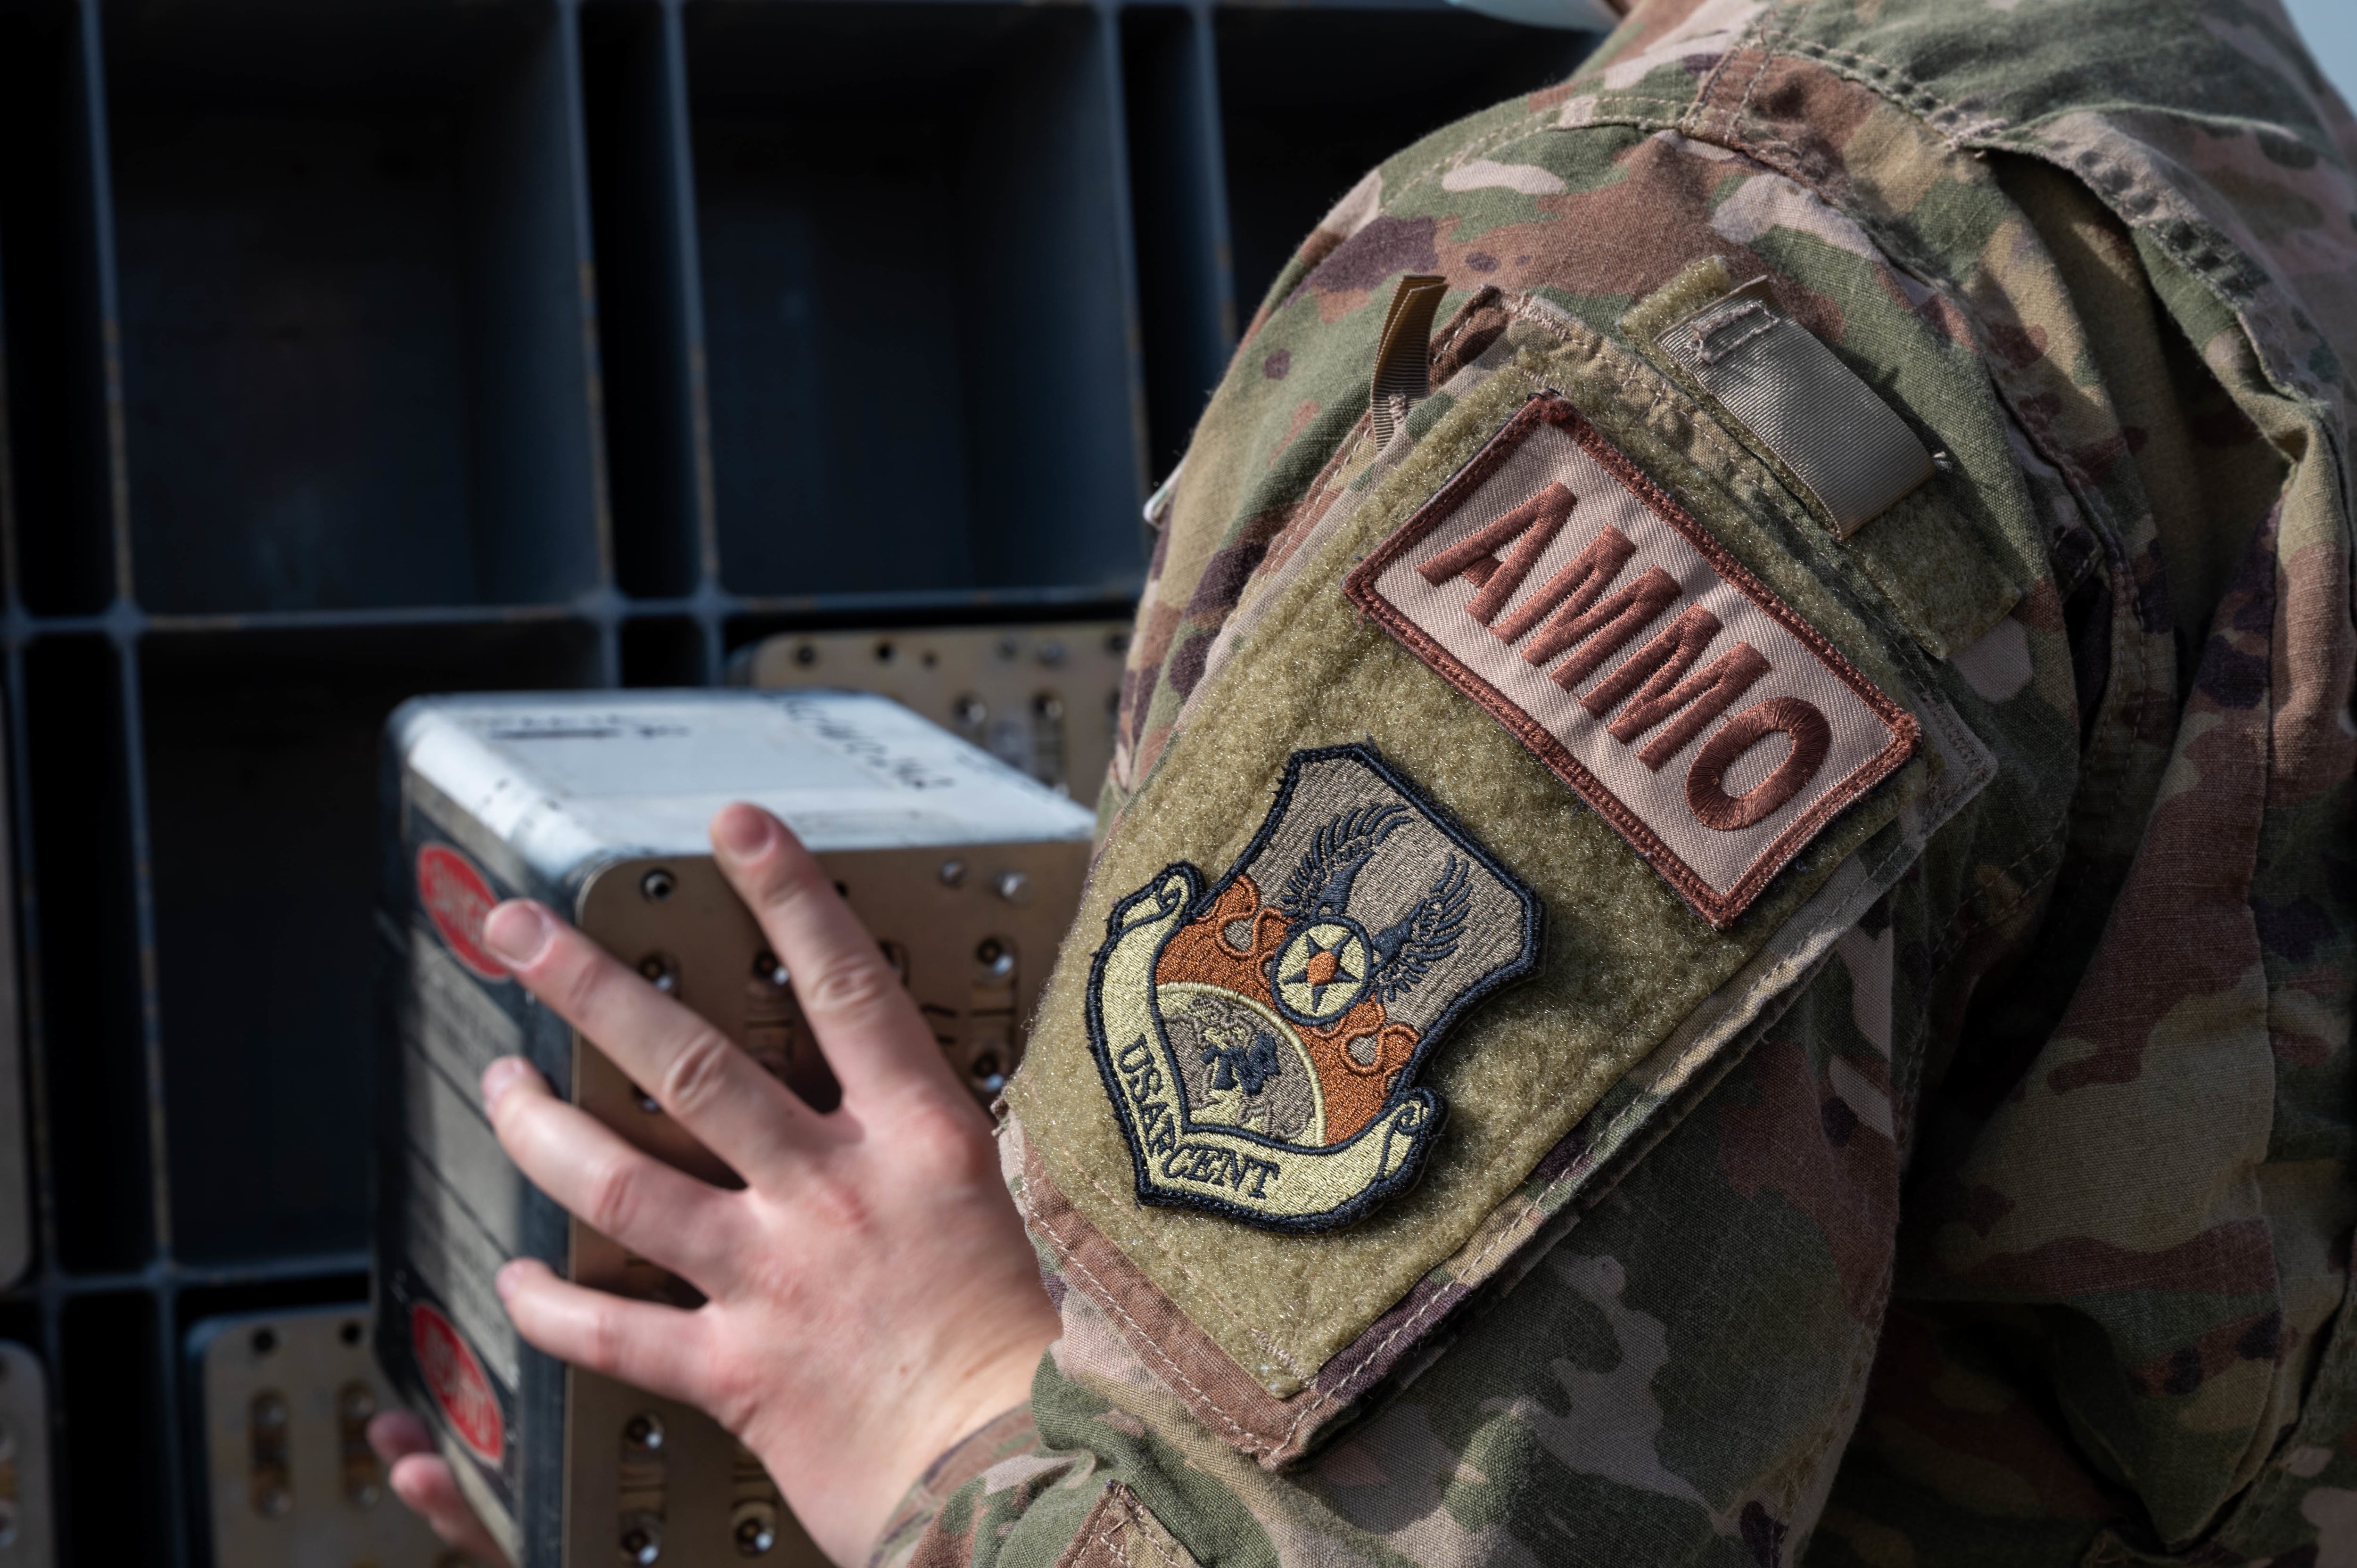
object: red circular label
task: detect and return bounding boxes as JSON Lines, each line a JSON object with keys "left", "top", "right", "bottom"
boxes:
{"left": 411, "top": 1302, "right": 505, "bottom": 1463}
{"left": 416, "top": 844, "right": 508, "bottom": 982}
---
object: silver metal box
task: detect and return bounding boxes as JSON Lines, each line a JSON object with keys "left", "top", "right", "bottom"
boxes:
{"left": 374, "top": 691, "right": 1094, "bottom": 1568}
{"left": 734, "top": 620, "right": 1130, "bottom": 804}
{"left": 192, "top": 1305, "right": 455, "bottom": 1567}
{"left": 0, "top": 1344, "right": 49, "bottom": 1568}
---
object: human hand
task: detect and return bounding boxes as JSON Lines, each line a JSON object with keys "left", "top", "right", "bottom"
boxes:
{"left": 366, "top": 1407, "right": 513, "bottom": 1567}
{"left": 377, "top": 802, "right": 1060, "bottom": 1566}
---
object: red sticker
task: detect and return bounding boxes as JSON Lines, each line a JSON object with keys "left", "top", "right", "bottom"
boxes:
{"left": 411, "top": 1302, "right": 505, "bottom": 1464}
{"left": 416, "top": 844, "right": 508, "bottom": 981}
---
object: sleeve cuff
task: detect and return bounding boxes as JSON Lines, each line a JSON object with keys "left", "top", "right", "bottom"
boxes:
{"left": 865, "top": 1404, "right": 1045, "bottom": 1568}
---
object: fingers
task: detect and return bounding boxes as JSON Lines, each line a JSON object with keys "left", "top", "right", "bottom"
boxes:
{"left": 496, "top": 1258, "right": 711, "bottom": 1408}
{"left": 710, "top": 803, "right": 968, "bottom": 1109}
{"left": 483, "top": 899, "right": 815, "bottom": 1182}
{"left": 387, "top": 1453, "right": 515, "bottom": 1566}
{"left": 368, "top": 1412, "right": 515, "bottom": 1567}
{"left": 482, "top": 1059, "right": 746, "bottom": 1290}
{"left": 366, "top": 1407, "right": 434, "bottom": 1462}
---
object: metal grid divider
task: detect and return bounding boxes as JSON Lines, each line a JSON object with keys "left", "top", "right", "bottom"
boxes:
{"left": 0, "top": 0, "right": 1595, "bottom": 1559}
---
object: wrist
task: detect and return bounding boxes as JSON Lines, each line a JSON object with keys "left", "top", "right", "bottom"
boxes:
{"left": 870, "top": 1321, "right": 1055, "bottom": 1538}
{"left": 766, "top": 1311, "right": 1057, "bottom": 1566}
{"left": 865, "top": 1404, "right": 1049, "bottom": 1568}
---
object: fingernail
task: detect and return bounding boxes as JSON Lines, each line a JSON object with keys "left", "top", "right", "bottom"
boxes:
{"left": 483, "top": 901, "right": 554, "bottom": 966}
{"left": 480, "top": 1057, "right": 530, "bottom": 1113}
{"left": 494, "top": 1260, "right": 524, "bottom": 1303}
{"left": 713, "top": 804, "right": 776, "bottom": 859}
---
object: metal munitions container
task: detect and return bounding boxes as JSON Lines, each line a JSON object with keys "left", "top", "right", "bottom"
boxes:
{"left": 733, "top": 621, "right": 1130, "bottom": 802}
{"left": 373, "top": 690, "right": 1096, "bottom": 1568}
{"left": 0, "top": 1344, "right": 51, "bottom": 1567}
{"left": 191, "top": 1305, "right": 447, "bottom": 1567}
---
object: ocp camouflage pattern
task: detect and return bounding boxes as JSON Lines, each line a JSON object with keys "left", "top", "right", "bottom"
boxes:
{"left": 870, "top": 0, "right": 2357, "bottom": 1563}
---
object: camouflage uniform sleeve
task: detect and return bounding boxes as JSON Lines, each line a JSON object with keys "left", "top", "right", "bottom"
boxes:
{"left": 874, "top": 0, "right": 2357, "bottom": 1562}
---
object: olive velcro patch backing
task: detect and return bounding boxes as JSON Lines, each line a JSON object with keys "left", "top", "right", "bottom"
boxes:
{"left": 1087, "top": 745, "right": 1540, "bottom": 1231}
{"left": 1344, "top": 392, "right": 1918, "bottom": 929}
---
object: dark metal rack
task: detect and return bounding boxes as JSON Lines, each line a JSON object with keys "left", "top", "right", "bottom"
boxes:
{"left": 0, "top": 0, "right": 1592, "bottom": 1558}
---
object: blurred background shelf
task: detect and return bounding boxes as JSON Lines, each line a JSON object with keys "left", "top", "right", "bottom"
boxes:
{"left": 0, "top": 0, "right": 1597, "bottom": 1560}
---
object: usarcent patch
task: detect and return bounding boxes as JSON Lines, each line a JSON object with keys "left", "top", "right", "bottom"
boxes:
{"left": 1087, "top": 746, "right": 1540, "bottom": 1232}
{"left": 1344, "top": 392, "right": 1918, "bottom": 929}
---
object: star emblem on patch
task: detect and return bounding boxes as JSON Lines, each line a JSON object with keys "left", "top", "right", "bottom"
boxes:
{"left": 1086, "top": 746, "right": 1541, "bottom": 1231}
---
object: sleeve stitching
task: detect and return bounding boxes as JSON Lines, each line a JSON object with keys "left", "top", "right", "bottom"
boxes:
{"left": 1029, "top": 1201, "right": 1283, "bottom": 1458}
{"left": 1066, "top": 1158, "right": 1317, "bottom": 1379}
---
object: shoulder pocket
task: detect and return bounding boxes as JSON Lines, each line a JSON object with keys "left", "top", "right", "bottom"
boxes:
{"left": 1007, "top": 291, "right": 1995, "bottom": 1466}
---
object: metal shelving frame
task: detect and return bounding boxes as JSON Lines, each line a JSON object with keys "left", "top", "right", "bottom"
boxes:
{"left": 0, "top": 0, "right": 1593, "bottom": 1559}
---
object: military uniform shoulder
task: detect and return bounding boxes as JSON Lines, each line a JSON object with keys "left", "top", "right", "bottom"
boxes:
{"left": 1019, "top": 210, "right": 2045, "bottom": 1458}
{"left": 989, "top": 5, "right": 2355, "bottom": 1563}
{"left": 1047, "top": 0, "right": 2101, "bottom": 1459}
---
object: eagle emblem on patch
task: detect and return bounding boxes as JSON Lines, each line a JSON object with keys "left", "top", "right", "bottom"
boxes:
{"left": 1086, "top": 745, "right": 1541, "bottom": 1231}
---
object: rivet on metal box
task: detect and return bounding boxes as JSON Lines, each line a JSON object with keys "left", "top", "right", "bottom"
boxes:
{"left": 373, "top": 690, "right": 1096, "bottom": 1568}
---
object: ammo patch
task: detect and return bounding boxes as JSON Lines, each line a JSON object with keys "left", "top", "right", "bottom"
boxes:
{"left": 1344, "top": 392, "right": 1917, "bottom": 929}
{"left": 1086, "top": 746, "right": 1540, "bottom": 1232}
